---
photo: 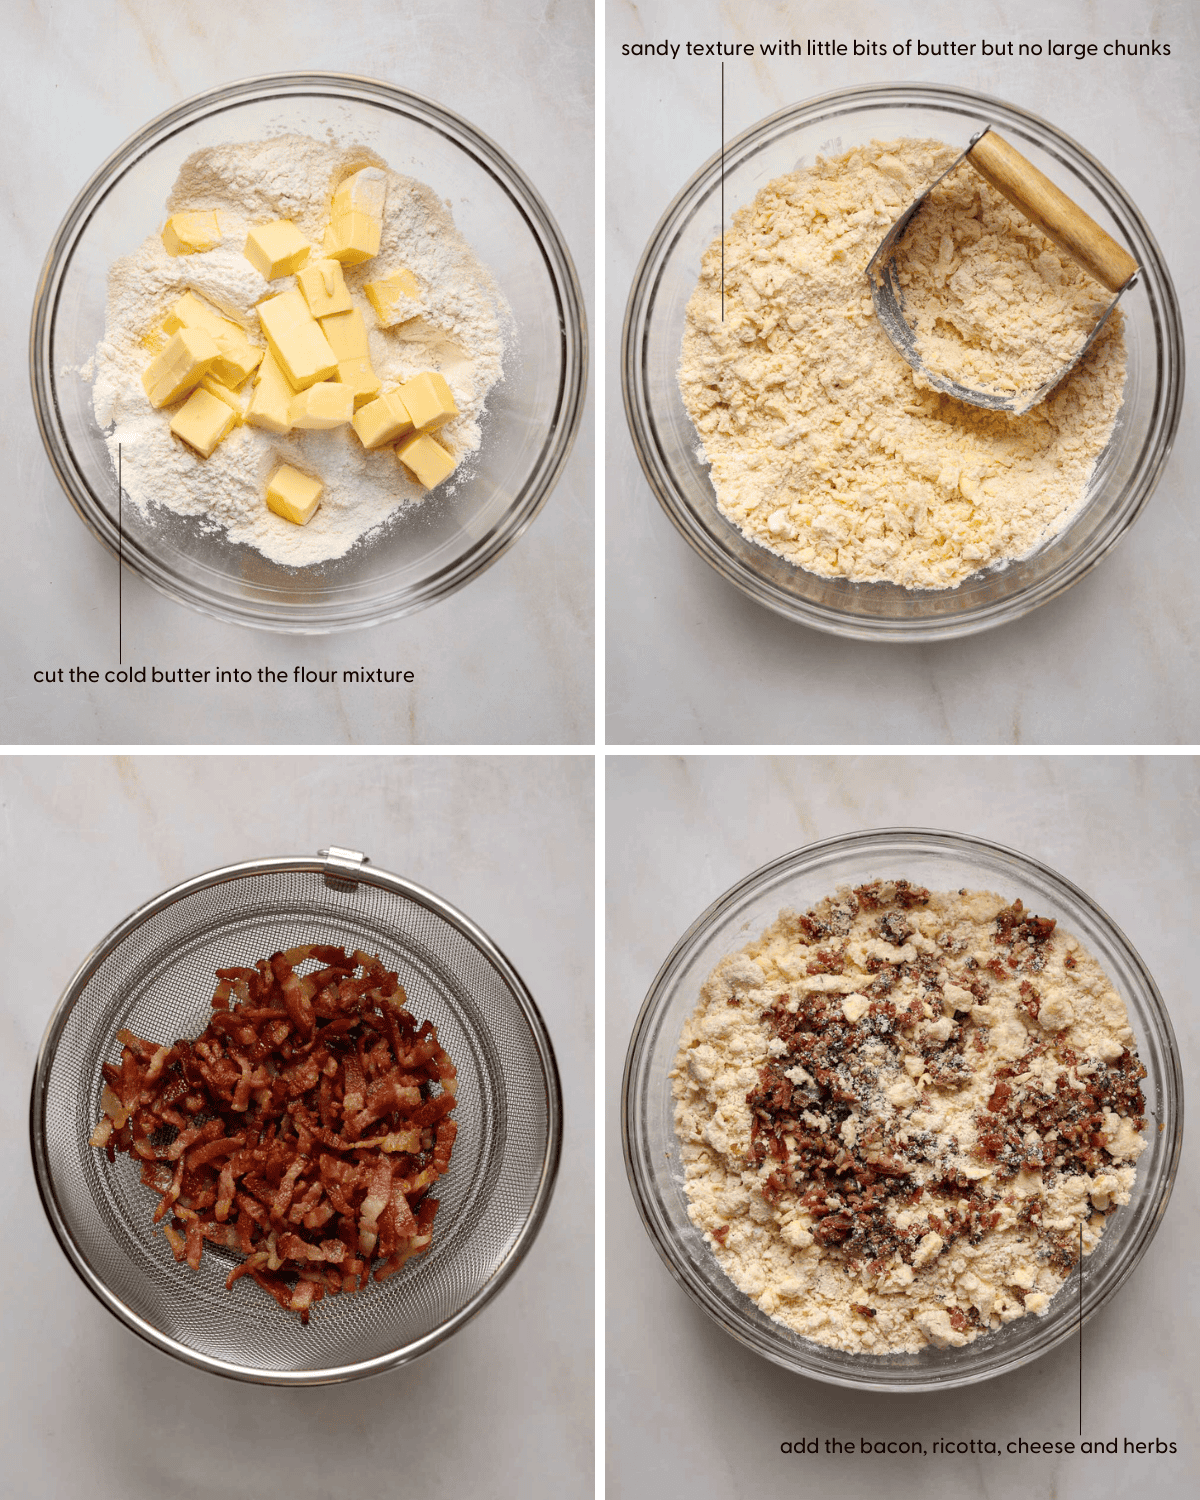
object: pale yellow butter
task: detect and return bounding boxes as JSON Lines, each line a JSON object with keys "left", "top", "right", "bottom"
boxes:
{"left": 398, "top": 371, "right": 458, "bottom": 432}
{"left": 397, "top": 432, "right": 456, "bottom": 489}
{"left": 336, "top": 358, "right": 382, "bottom": 408}
{"left": 244, "top": 349, "right": 295, "bottom": 435}
{"left": 320, "top": 307, "right": 380, "bottom": 407}
{"left": 320, "top": 306, "right": 370, "bottom": 360}
{"left": 170, "top": 387, "right": 237, "bottom": 457}
{"left": 162, "top": 211, "right": 221, "bottom": 256}
{"left": 256, "top": 289, "right": 338, "bottom": 391}
{"left": 296, "top": 257, "right": 353, "bottom": 318}
{"left": 243, "top": 219, "right": 311, "bottom": 280}
{"left": 290, "top": 381, "right": 355, "bottom": 429}
{"left": 364, "top": 268, "right": 422, "bottom": 327}
{"left": 199, "top": 373, "right": 246, "bottom": 424}
{"left": 323, "top": 167, "right": 386, "bottom": 265}
{"left": 266, "top": 464, "right": 322, "bottom": 526}
{"left": 351, "top": 389, "right": 413, "bottom": 450}
{"left": 142, "top": 327, "right": 219, "bottom": 408}
{"left": 163, "top": 292, "right": 263, "bottom": 387}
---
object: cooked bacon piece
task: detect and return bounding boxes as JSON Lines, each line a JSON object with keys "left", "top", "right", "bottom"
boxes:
{"left": 90, "top": 947, "right": 458, "bottom": 1324}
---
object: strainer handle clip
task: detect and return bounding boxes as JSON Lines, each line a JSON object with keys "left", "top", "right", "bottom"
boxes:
{"left": 319, "top": 846, "right": 370, "bottom": 891}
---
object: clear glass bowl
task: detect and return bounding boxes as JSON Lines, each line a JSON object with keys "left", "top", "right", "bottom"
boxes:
{"left": 622, "top": 829, "right": 1182, "bottom": 1390}
{"left": 31, "top": 74, "right": 587, "bottom": 634}
{"left": 622, "top": 84, "right": 1184, "bottom": 641}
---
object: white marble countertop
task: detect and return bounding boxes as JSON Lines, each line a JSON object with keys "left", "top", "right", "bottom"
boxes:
{"left": 2, "top": 0, "right": 593, "bottom": 745}
{"left": 606, "top": 0, "right": 1199, "bottom": 744}
{"left": 606, "top": 754, "right": 1196, "bottom": 1499}
{"left": 1, "top": 754, "right": 593, "bottom": 1497}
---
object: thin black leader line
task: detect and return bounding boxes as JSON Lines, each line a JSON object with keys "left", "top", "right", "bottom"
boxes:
{"left": 1078, "top": 1220, "right": 1083, "bottom": 1435}
{"left": 720, "top": 61, "right": 725, "bottom": 321}
{"left": 118, "top": 442, "right": 124, "bottom": 665}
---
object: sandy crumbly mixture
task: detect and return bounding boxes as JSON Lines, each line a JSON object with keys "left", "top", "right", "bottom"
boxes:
{"left": 672, "top": 880, "right": 1147, "bottom": 1355}
{"left": 678, "top": 140, "right": 1126, "bottom": 590}
{"left": 899, "top": 160, "right": 1114, "bottom": 400}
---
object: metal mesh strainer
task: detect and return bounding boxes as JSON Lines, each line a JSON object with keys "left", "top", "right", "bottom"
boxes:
{"left": 30, "top": 848, "right": 562, "bottom": 1385}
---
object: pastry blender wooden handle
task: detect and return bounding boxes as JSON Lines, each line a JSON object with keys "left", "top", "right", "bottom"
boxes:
{"left": 967, "top": 129, "right": 1138, "bottom": 292}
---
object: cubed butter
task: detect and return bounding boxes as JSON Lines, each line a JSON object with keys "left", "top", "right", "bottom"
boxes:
{"left": 243, "top": 219, "right": 312, "bottom": 280}
{"left": 163, "top": 292, "right": 264, "bottom": 387}
{"left": 266, "top": 465, "right": 322, "bottom": 526}
{"left": 200, "top": 373, "right": 246, "bottom": 423}
{"left": 320, "top": 308, "right": 380, "bottom": 407}
{"left": 142, "top": 326, "right": 219, "bottom": 408}
{"left": 169, "top": 387, "right": 237, "bottom": 457}
{"left": 398, "top": 371, "right": 458, "bottom": 432}
{"left": 397, "top": 432, "right": 456, "bottom": 489}
{"left": 320, "top": 306, "right": 370, "bottom": 360}
{"left": 161, "top": 210, "right": 221, "bottom": 256}
{"left": 244, "top": 349, "right": 295, "bottom": 435}
{"left": 364, "top": 268, "right": 422, "bottom": 327}
{"left": 256, "top": 289, "right": 338, "bottom": 390}
{"left": 290, "top": 381, "right": 355, "bottom": 429}
{"left": 352, "top": 389, "right": 413, "bottom": 450}
{"left": 335, "top": 358, "right": 382, "bottom": 408}
{"left": 323, "top": 167, "right": 386, "bottom": 265}
{"left": 296, "top": 257, "right": 353, "bottom": 318}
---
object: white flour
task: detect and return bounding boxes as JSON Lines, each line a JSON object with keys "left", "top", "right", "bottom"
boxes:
{"left": 673, "top": 881, "right": 1147, "bottom": 1355}
{"left": 678, "top": 140, "right": 1126, "bottom": 590}
{"left": 91, "top": 136, "right": 507, "bottom": 567}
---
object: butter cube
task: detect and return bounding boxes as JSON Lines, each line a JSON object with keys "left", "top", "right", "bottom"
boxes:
{"left": 296, "top": 257, "right": 353, "bottom": 318}
{"left": 244, "top": 349, "right": 294, "bottom": 435}
{"left": 256, "top": 289, "right": 338, "bottom": 391}
{"left": 243, "top": 219, "right": 311, "bottom": 280}
{"left": 320, "top": 308, "right": 380, "bottom": 407}
{"left": 398, "top": 371, "right": 458, "bottom": 432}
{"left": 320, "top": 306, "right": 370, "bottom": 360}
{"left": 170, "top": 387, "right": 237, "bottom": 457}
{"left": 163, "top": 292, "right": 263, "bottom": 387}
{"left": 266, "top": 465, "right": 322, "bottom": 526}
{"left": 352, "top": 389, "right": 413, "bottom": 450}
{"left": 364, "top": 268, "right": 422, "bottom": 327}
{"left": 336, "top": 358, "right": 382, "bottom": 408}
{"left": 142, "top": 326, "right": 219, "bottom": 408}
{"left": 397, "top": 432, "right": 456, "bottom": 489}
{"left": 162, "top": 210, "right": 221, "bottom": 256}
{"left": 200, "top": 374, "right": 246, "bottom": 424}
{"left": 323, "top": 167, "right": 386, "bottom": 265}
{"left": 290, "top": 381, "right": 355, "bottom": 429}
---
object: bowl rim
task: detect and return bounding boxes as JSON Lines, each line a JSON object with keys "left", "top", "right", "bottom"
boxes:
{"left": 622, "top": 81, "right": 1185, "bottom": 642}
{"left": 29, "top": 70, "right": 588, "bottom": 635}
{"left": 621, "top": 826, "right": 1184, "bottom": 1390}
{"left": 29, "top": 849, "right": 564, "bottom": 1385}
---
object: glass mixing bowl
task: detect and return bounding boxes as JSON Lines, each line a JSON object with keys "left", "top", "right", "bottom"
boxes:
{"left": 622, "top": 84, "right": 1183, "bottom": 641}
{"left": 622, "top": 829, "right": 1182, "bottom": 1390}
{"left": 31, "top": 74, "right": 586, "bottom": 633}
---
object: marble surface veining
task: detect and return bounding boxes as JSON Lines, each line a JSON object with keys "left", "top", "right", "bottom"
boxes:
{"left": 3, "top": 0, "right": 593, "bottom": 745}
{"left": 606, "top": 753, "right": 1197, "bottom": 1500}
{"left": 1, "top": 754, "right": 593, "bottom": 1497}
{"left": 606, "top": 0, "right": 1199, "bottom": 745}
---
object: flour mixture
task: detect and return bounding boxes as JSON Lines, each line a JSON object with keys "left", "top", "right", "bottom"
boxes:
{"left": 90, "top": 136, "right": 508, "bottom": 567}
{"left": 678, "top": 140, "right": 1126, "bottom": 590}
{"left": 672, "top": 880, "right": 1146, "bottom": 1354}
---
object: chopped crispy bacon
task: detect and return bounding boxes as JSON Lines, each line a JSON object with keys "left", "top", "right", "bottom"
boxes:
{"left": 91, "top": 947, "right": 457, "bottom": 1324}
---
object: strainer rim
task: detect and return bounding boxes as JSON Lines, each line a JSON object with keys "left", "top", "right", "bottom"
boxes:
{"left": 29, "top": 852, "right": 563, "bottom": 1385}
